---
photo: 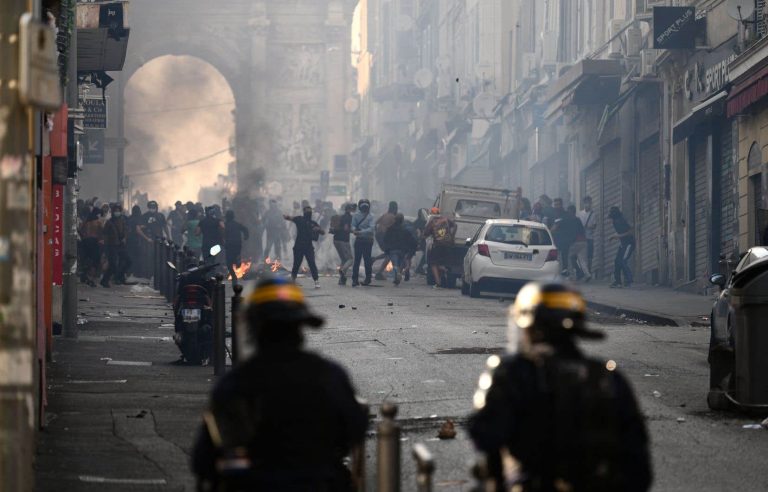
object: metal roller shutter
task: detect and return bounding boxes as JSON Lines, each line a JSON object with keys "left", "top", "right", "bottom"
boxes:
{"left": 719, "top": 123, "right": 736, "bottom": 260}
{"left": 585, "top": 161, "right": 603, "bottom": 278}
{"left": 638, "top": 136, "right": 661, "bottom": 275}
{"left": 602, "top": 142, "right": 622, "bottom": 280}
{"left": 693, "top": 138, "right": 710, "bottom": 280}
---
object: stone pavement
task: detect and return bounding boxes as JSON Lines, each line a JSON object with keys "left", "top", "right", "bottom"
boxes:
{"left": 577, "top": 280, "right": 714, "bottom": 327}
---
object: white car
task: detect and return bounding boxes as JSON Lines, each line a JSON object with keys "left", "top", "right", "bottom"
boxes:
{"left": 461, "top": 219, "right": 560, "bottom": 297}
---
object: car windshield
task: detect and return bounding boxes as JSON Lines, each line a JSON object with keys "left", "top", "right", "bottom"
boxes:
{"left": 737, "top": 247, "right": 768, "bottom": 271}
{"left": 484, "top": 224, "right": 552, "bottom": 246}
{"left": 455, "top": 200, "right": 501, "bottom": 218}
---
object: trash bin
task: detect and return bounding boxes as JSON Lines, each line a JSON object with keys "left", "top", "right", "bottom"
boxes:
{"left": 728, "top": 258, "right": 768, "bottom": 410}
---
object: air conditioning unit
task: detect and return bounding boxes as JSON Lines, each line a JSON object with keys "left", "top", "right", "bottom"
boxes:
{"left": 640, "top": 49, "right": 658, "bottom": 77}
{"left": 521, "top": 52, "right": 537, "bottom": 81}
{"left": 626, "top": 26, "right": 642, "bottom": 57}
{"left": 609, "top": 19, "right": 626, "bottom": 58}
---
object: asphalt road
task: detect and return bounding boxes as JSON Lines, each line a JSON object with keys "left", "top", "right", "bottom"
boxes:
{"left": 35, "top": 277, "right": 768, "bottom": 491}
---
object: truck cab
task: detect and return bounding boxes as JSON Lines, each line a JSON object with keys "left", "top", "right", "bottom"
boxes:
{"left": 428, "top": 184, "right": 521, "bottom": 286}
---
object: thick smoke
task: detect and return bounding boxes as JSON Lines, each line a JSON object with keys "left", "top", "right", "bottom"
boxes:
{"left": 124, "top": 55, "right": 234, "bottom": 208}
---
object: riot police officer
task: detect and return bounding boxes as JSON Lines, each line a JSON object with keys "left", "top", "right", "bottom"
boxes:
{"left": 468, "top": 282, "right": 652, "bottom": 492}
{"left": 192, "top": 277, "right": 368, "bottom": 491}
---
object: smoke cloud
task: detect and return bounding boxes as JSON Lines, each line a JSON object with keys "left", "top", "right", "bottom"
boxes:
{"left": 124, "top": 55, "right": 235, "bottom": 208}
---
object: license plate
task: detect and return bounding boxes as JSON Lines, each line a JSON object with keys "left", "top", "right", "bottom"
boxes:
{"left": 182, "top": 309, "right": 201, "bottom": 322}
{"left": 504, "top": 252, "right": 532, "bottom": 261}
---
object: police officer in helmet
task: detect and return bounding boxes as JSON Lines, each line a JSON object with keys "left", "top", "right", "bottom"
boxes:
{"left": 469, "top": 282, "right": 652, "bottom": 492}
{"left": 192, "top": 277, "right": 368, "bottom": 491}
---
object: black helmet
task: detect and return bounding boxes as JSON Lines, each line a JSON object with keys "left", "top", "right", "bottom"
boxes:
{"left": 245, "top": 277, "right": 324, "bottom": 328}
{"left": 358, "top": 198, "right": 370, "bottom": 208}
{"left": 509, "top": 282, "right": 602, "bottom": 353}
{"left": 147, "top": 200, "right": 158, "bottom": 209}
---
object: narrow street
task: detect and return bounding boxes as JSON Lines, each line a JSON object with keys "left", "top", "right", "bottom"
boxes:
{"left": 35, "top": 278, "right": 768, "bottom": 491}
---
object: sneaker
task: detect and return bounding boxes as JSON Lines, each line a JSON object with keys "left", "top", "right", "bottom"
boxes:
{"left": 375, "top": 272, "right": 386, "bottom": 281}
{"left": 314, "top": 280, "right": 321, "bottom": 289}
{"left": 404, "top": 270, "right": 410, "bottom": 282}
{"left": 609, "top": 282, "right": 622, "bottom": 288}
{"left": 394, "top": 273, "right": 402, "bottom": 285}
{"left": 362, "top": 277, "right": 372, "bottom": 286}
{"left": 432, "top": 284, "right": 441, "bottom": 290}
{"left": 338, "top": 277, "right": 347, "bottom": 286}
{"left": 351, "top": 280, "right": 360, "bottom": 287}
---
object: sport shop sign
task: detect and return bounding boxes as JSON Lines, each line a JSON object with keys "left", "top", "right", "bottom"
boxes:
{"left": 684, "top": 41, "right": 737, "bottom": 102}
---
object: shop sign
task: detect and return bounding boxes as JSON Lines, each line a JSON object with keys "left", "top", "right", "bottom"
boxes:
{"left": 684, "top": 50, "right": 737, "bottom": 101}
{"left": 84, "top": 130, "right": 105, "bottom": 164}
{"left": 653, "top": 7, "right": 697, "bottom": 50}
{"left": 82, "top": 96, "right": 108, "bottom": 129}
{"left": 52, "top": 184, "right": 64, "bottom": 285}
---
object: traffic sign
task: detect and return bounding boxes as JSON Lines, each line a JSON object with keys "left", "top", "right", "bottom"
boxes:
{"left": 84, "top": 130, "right": 105, "bottom": 164}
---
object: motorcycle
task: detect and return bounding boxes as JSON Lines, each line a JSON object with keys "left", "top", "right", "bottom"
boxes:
{"left": 168, "top": 245, "right": 222, "bottom": 365}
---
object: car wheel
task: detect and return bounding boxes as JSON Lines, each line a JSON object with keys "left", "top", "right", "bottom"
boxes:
{"left": 461, "top": 280, "right": 470, "bottom": 296}
{"left": 469, "top": 281, "right": 481, "bottom": 298}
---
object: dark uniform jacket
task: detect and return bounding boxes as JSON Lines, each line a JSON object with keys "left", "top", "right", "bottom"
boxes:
{"left": 192, "top": 347, "right": 368, "bottom": 491}
{"left": 469, "top": 347, "right": 652, "bottom": 492}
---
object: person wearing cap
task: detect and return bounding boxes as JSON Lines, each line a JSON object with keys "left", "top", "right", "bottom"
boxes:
{"left": 351, "top": 199, "right": 375, "bottom": 286}
{"left": 139, "top": 200, "right": 169, "bottom": 242}
{"left": 191, "top": 277, "right": 368, "bottom": 491}
{"left": 469, "top": 282, "right": 651, "bottom": 491}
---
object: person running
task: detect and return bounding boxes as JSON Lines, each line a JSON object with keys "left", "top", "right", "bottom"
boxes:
{"left": 126, "top": 205, "right": 144, "bottom": 277}
{"left": 351, "top": 199, "right": 375, "bottom": 287}
{"left": 424, "top": 207, "right": 456, "bottom": 288}
{"left": 374, "top": 201, "right": 398, "bottom": 280}
{"left": 101, "top": 204, "right": 131, "bottom": 287}
{"left": 608, "top": 206, "right": 635, "bottom": 288}
{"left": 383, "top": 213, "right": 417, "bottom": 286}
{"left": 224, "top": 210, "right": 250, "bottom": 285}
{"left": 331, "top": 203, "right": 354, "bottom": 285}
{"left": 284, "top": 206, "right": 323, "bottom": 288}
{"left": 565, "top": 205, "right": 591, "bottom": 281}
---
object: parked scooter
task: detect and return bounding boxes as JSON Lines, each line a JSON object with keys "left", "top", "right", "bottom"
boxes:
{"left": 168, "top": 245, "right": 222, "bottom": 365}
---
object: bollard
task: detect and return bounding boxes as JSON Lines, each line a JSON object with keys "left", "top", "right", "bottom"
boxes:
{"left": 172, "top": 246, "right": 182, "bottom": 300}
{"left": 213, "top": 274, "right": 226, "bottom": 376}
{"left": 412, "top": 443, "right": 434, "bottom": 492}
{"left": 231, "top": 284, "right": 243, "bottom": 366}
{"left": 377, "top": 402, "right": 401, "bottom": 492}
{"left": 160, "top": 241, "right": 168, "bottom": 298}
{"left": 350, "top": 402, "right": 370, "bottom": 492}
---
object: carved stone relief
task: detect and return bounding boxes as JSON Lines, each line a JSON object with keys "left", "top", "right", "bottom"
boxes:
{"left": 269, "top": 44, "right": 325, "bottom": 87}
{"left": 267, "top": 104, "right": 325, "bottom": 173}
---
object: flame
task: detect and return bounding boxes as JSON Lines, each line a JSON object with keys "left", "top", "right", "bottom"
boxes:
{"left": 385, "top": 261, "right": 393, "bottom": 272}
{"left": 229, "top": 260, "right": 252, "bottom": 280}
{"left": 265, "top": 256, "right": 283, "bottom": 273}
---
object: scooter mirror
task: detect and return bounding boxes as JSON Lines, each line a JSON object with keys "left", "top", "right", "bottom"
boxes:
{"left": 209, "top": 245, "right": 222, "bottom": 257}
{"left": 167, "top": 261, "right": 177, "bottom": 271}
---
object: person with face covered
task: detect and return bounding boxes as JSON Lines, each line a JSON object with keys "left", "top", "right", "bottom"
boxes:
{"left": 284, "top": 206, "right": 324, "bottom": 288}
{"left": 469, "top": 282, "right": 651, "bottom": 491}
{"left": 197, "top": 206, "right": 225, "bottom": 265}
{"left": 351, "top": 199, "right": 375, "bottom": 287}
{"left": 101, "top": 204, "right": 131, "bottom": 287}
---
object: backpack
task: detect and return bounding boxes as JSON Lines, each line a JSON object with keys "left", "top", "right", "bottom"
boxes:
{"left": 432, "top": 218, "right": 454, "bottom": 245}
{"left": 546, "top": 358, "right": 623, "bottom": 491}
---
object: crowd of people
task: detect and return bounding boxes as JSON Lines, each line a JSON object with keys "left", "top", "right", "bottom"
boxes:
{"left": 76, "top": 191, "right": 636, "bottom": 290}
{"left": 518, "top": 194, "right": 636, "bottom": 289}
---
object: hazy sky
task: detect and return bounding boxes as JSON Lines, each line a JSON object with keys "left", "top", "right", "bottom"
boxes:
{"left": 124, "top": 55, "right": 235, "bottom": 208}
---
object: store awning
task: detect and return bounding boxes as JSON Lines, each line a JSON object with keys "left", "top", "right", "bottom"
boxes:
{"left": 672, "top": 91, "right": 727, "bottom": 144}
{"left": 727, "top": 64, "right": 768, "bottom": 117}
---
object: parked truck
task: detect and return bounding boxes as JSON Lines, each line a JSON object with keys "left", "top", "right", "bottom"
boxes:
{"left": 427, "top": 184, "right": 522, "bottom": 287}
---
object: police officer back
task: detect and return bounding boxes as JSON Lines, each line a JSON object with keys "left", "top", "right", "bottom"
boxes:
{"left": 469, "top": 282, "right": 652, "bottom": 492}
{"left": 192, "top": 277, "right": 368, "bottom": 491}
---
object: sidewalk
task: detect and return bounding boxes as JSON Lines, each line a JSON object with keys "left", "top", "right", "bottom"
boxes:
{"left": 577, "top": 281, "right": 714, "bottom": 326}
{"left": 35, "top": 281, "right": 214, "bottom": 491}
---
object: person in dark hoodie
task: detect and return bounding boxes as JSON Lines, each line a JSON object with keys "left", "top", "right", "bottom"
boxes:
{"left": 224, "top": 210, "right": 250, "bottom": 285}
{"left": 383, "top": 213, "right": 418, "bottom": 285}
{"left": 101, "top": 204, "right": 131, "bottom": 287}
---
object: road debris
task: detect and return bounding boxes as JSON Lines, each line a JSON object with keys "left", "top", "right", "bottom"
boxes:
{"left": 644, "top": 374, "right": 660, "bottom": 377}
{"left": 438, "top": 419, "right": 457, "bottom": 439}
{"left": 676, "top": 417, "right": 686, "bottom": 423}
{"left": 742, "top": 424, "right": 763, "bottom": 430}
{"left": 652, "top": 391, "right": 662, "bottom": 398}
{"left": 338, "top": 305, "right": 346, "bottom": 309}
